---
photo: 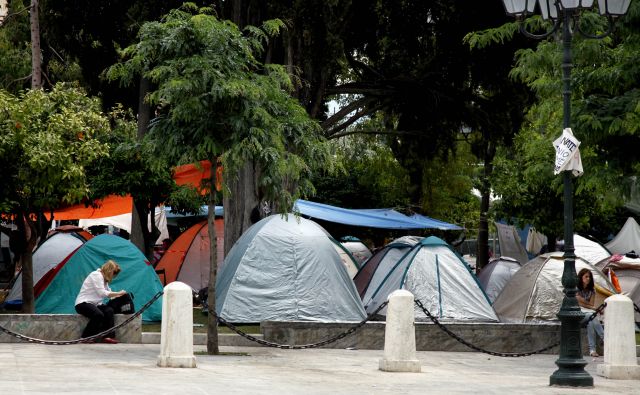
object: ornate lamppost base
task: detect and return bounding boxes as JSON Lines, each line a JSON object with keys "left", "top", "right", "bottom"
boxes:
{"left": 550, "top": 365, "right": 594, "bottom": 387}
{"left": 549, "top": 302, "right": 592, "bottom": 387}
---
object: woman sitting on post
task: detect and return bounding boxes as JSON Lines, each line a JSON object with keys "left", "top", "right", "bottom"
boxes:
{"left": 74, "top": 260, "right": 127, "bottom": 344}
{"left": 576, "top": 268, "right": 605, "bottom": 357}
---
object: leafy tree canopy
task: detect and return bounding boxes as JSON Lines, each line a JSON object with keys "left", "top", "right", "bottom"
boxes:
{"left": 106, "top": 4, "right": 333, "bottom": 212}
{"left": 0, "top": 83, "right": 111, "bottom": 215}
{"left": 484, "top": 5, "right": 640, "bottom": 240}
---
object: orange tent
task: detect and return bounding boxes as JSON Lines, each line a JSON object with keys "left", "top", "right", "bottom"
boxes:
{"left": 154, "top": 220, "right": 224, "bottom": 290}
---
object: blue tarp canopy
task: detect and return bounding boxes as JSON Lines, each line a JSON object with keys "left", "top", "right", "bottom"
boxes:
{"left": 409, "top": 213, "right": 463, "bottom": 231}
{"left": 294, "top": 199, "right": 462, "bottom": 230}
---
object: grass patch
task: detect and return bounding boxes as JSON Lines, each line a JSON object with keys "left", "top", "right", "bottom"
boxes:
{"left": 142, "top": 307, "right": 260, "bottom": 334}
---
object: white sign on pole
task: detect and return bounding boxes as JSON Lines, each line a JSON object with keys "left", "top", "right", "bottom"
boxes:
{"left": 553, "top": 128, "right": 583, "bottom": 176}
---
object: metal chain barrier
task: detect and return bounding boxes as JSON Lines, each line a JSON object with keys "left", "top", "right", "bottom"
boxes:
{"left": 0, "top": 291, "right": 163, "bottom": 345}
{"left": 414, "top": 299, "right": 606, "bottom": 358}
{"left": 583, "top": 302, "right": 607, "bottom": 326}
{"left": 213, "top": 301, "right": 389, "bottom": 349}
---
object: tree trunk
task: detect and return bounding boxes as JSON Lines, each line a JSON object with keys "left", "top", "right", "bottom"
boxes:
{"left": 30, "top": 0, "right": 42, "bottom": 89}
{"left": 17, "top": 214, "right": 38, "bottom": 313}
{"left": 130, "top": 200, "right": 147, "bottom": 255}
{"left": 476, "top": 138, "right": 495, "bottom": 272}
{"left": 223, "top": 161, "right": 260, "bottom": 256}
{"left": 131, "top": 199, "right": 158, "bottom": 259}
{"left": 477, "top": 194, "right": 490, "bottom": 273}
{"left": 130, "top": 77, "right": 154, "bottom": 257}
{"left": 207, "top": 158, "right": 220, "bottom": 355}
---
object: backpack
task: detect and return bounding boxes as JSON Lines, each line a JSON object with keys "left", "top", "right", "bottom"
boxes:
{"left": 107, "top": 292, "right": 135, "bottom": 314}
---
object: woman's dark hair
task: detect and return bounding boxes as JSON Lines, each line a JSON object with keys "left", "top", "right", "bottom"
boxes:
{"left": 577, "top": 268, "right": 594, "bottom": 291}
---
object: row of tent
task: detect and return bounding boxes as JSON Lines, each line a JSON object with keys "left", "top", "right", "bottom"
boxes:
{"left": 4, "top": 214, "right": 638, "bottom": 325}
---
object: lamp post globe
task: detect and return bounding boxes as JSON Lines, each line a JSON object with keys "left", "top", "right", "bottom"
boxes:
{"left": 499, "top": 0, "right": 633, "bottom": 387}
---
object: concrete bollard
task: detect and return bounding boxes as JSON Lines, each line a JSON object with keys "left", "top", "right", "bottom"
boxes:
{"left": 379, "top": 289, "right": 421, "bottom": 372}
{"left": 157, "top": 282, "right": 197, "bottom": 368}
{"left": 596, "top": 294, "right": 640, "bottom": 379}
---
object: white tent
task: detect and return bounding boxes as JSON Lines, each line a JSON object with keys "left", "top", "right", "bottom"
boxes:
{"left": 215, "top": 214, "right": 366, "bottom": 323}
{"left": 341, "top": 238, "right": 372, "bottom": 265}
{"left": 331, "top": 241, "right": 360, "bottom": 279}
{"left": 477, "top": 256, "right": 522, "bottom": 303}
{"left": 362, "top": 236, "right": 498, "bottom": 322}
{"left": 574, "top": 234, "right": 611, "bottom": 265}
{"left": 6, "top": 229, "right": 92, "bottom": 305}
{"left": 353, "top": 236, "right": 422, "bottom": 299}
{"left": 597, "top": 256, "right": 640, "bottom": 322}
{"left": 606, "top": 217, "right": 640, "bottom": 255}
{"left": 494, "top": 252, "right": 616, "bottom": 323}
{"left": 495, "top": 222, "right": 529, "bottom": 265}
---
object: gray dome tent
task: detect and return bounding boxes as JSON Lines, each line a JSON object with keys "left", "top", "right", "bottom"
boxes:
{"left": 340, "top": 236, "right": 373, "bottom": 265}
{"left": 362, "top": 236, "right": 498, "bottom": 322}
{"left": 477, "top": 256, "right": 522, "bottom": 304}
{"left": 215, "top": 214, "right": 366, "bottom": 323}
{"left": 494, "top": 252, "right": 616, "bottom": 323}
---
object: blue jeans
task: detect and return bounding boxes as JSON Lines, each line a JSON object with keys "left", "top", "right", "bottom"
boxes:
{"left": 582, "top": 314, "right": 604, "bottom": 353}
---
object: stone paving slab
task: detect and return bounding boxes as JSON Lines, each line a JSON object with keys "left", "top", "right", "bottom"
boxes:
{"left": 0, "top": 343, "right": 638, "bottom": 394}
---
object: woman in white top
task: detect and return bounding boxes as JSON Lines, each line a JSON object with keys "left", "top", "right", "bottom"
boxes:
{"left": 74, "top": 260, "right": 127, "bottom": 343}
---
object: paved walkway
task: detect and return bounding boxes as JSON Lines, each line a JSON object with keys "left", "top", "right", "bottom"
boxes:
{"left": 0, "top": 343, "right": 637, "bottom": 394}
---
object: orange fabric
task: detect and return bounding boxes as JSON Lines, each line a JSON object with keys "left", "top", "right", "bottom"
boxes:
{"left": 174, "top": 160, "right": 211, "bottom": 191}
{"left": 155, "top": 221, "right": 207, "bottom": 285}
{"left": 609, "top": 268, "right": 622, "bottom": 293}
{"left": 47, "top": 195, "right": 133, "bottom": 220}
{"left": 215, "top": 163, "right": 223, "bottom": 192}
{"left": 48, "top": 161, "right": 216, "bottom": 220}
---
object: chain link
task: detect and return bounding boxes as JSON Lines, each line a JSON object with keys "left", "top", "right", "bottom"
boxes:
{"left": 414, "top": 299, "right": 564, "bottom": 357}
{"left": 583, "top": 302, "right": 607, "bottom": 326}
{"left": 0, "top": 291, "right": 163, "bottom": 345}
{"left": 213, "top": 301, "right": 389, "bottom": 349}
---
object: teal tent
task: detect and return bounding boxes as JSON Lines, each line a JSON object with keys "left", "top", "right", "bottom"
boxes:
{"left": 35, "top": 234, "right": 163, "bottom": 321}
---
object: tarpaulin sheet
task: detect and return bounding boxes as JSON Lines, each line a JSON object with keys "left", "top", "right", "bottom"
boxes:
{"left": 294, "top": 199, "right": 462, "bottom": 230}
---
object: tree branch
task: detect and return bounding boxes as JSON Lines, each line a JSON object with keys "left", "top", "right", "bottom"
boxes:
{"left": 0, "top": 5, "right": 32, "bottom": 26}
{"left": 328, "top": 128, "right": 423, "bottom": 140}
{"left": 321, "top": 96, "right": 371, "bottom": 130}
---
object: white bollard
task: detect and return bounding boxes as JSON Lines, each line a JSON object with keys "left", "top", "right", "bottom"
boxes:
{"left": 157, "top": 282, "right": 197, "bottom": 368}
{"left": 596, "top": 294, "right": 640, "bottom": 379}
{"left": 379, "top": 289, "right": 421, "bottom": 372}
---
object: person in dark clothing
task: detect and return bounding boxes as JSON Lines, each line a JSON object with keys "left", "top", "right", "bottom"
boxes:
{"left": 74, "top": 260, "right": 126, "bottom": 344}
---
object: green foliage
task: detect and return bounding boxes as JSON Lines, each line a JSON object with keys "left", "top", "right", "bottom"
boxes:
{"left": 0, "top": 83, "right": 111, "bottom": 214}
{"left": 0, "top": 0, "right": 32, "bottom": 93}
{"left": 490, "top": 5, "right": 640, "bottom": 239}
{"left": 106, "top": 6, "right": 333, "bottom": 211}
{"left": 84, "top": 105, "right": 175, "bottom": 204}
{"left": 421, "top": 142, "right": 480, "bottom": 231}
{"left": 312, "top": 133, "right": 411, "bottom": 209}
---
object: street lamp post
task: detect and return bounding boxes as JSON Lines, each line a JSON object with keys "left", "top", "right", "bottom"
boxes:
{"left": 500, "top": 0, "right": 633, "bottom": 387}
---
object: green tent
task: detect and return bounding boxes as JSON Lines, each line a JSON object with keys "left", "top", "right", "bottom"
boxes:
{"left": 35, "top": 234, "right": 163, "bottom": 321}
